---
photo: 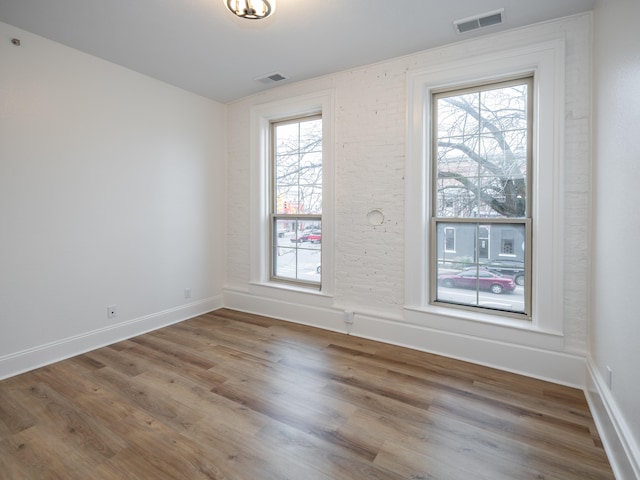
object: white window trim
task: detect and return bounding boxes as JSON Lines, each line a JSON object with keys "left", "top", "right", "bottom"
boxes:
{"left": 250, "top": 91, "right": 335, "bottom": 298}
{"left": 406, "top": 39, "right": 565, "bottom": 342}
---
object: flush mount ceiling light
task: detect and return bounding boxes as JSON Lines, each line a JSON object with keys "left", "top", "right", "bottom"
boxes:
{"left": 225, "top": 0, "right": 275, "bottom": 20}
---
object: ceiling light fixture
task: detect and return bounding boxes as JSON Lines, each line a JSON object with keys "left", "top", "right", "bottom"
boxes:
{"left": 225, "top": 0, "right": 275, "bottom": 20}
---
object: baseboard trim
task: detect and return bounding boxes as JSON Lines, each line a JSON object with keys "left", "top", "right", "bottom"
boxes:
{"left": 224, "top": 288, "right": 346, "bottom": 333}
{"left": 224, "top": 288, "right": 586, "bottom": 388}
{"left": 585, "top": 358, "right": 640, "bottom": 480}
{"left": 351, "top": 311, "right": 587, "bottom": 389}
{"left": 0, "top": 295, "right": 223, "bottom": 380}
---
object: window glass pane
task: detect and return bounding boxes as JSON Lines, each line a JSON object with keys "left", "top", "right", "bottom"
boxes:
{"left": 436, "top": 178, "right": 476, "bottom": 217}
{"left": 275, "top": 123, "right": 301, "bottom": 155}
{"left": 435, "top": 221, "right": 525, "bottom": 313}
{"left": 274, "top": 118, "right": 322, "bottom": 215}
{"left": 299, "top": 120, "right": 323, "bottom": 152}
{"left": 299, "top": 151, "right": 322, "bottom": 214}
{"left": 273, "top": 217, "right": 321, "bottom": 284}
{"left": 435, "top": 82, "right": 528, "bottom": 219}
{"left": 275, "top": 156, "right": 297, "bottom": 186}
{"left": 274, "top": 218, "right": 294, "bottom": 238}
{"left": 437, "top": 92, "right": 480, "bottom": 139}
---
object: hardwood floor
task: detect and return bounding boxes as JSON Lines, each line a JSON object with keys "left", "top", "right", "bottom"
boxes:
{"left": 0, "top": 309, "right": 614, "bottom": 479}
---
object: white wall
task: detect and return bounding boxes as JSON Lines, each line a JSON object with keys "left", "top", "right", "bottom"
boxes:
{"left": 0, "top": 22, "right": 226, "bottom": 378}
{"left": 590, "top": 0, "right": 640, "bottom": 477}
{"left": 225, "top": 14, "right": 592, "bottom": 387}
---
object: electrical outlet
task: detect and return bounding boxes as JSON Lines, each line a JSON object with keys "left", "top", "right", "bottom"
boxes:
{"left": 344, "top": 311, "right": 354, "bottom": 324}
{"left": 107, "top": 305, "right": 117, "bottom": 319}
{"left": 184, "top": 288, "right": 191, "bottom": 299}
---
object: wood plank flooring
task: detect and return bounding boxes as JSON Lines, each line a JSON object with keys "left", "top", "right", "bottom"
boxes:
{"left": 0, "top": 309, "right": 614, "bottom": 479}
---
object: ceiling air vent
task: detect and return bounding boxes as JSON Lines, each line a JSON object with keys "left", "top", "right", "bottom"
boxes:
{"left": 454, "top": 8, "right": 504, "bottom": 34}
{"left": 256, "top": 72, "right": 288, "bottom": 84}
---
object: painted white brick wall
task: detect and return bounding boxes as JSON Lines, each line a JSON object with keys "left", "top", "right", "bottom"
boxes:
{"left": 226, "top": 14, "right": 591, "bottom": 354}
{"left": 333, "top": 65, "right": 407, "bottom": 315}
{"left": 561, "top": 17, "right": 592, "bottom": 354}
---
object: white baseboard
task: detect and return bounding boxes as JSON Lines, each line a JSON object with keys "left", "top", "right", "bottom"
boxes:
{"left": 351, "top": 312, "right": 587, "bottom": 388}
{"left": 224, "top": 288, "right": 586, "bottom": 388}
{"left": 0, "top": 295, "right": 223, "bottom": 380}
{"left": 223, "top": 288, "right": 347, "bottom": 332}
{"left": 585, "top": 358, "right": 640, "bottom": 480}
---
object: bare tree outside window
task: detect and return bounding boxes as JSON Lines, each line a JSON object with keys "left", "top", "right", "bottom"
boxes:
{"left": 432, "top": 78, "right": 532, "bottom": 316}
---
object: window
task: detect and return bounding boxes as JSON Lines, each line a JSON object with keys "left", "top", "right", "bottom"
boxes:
{"left": 271, "top": 115, "right": 323, "bottom": 286}
{"left": 478, "top": 226, "right": 489, "bottom": 259}
{"left": 407, "top": 39, "right": 565, "bottom": 340}
{"left": 444, "top": 227, "right": 456, "bottom": 252}
{"left": 250, "top": 90, "right": 334, "bottom": 296}
{"left": 432, "top": 78, "right": 531, "bottom": 316}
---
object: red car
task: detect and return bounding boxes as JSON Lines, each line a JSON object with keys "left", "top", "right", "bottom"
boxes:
{"left": 291, "top": 230, "right": 321, "bottom": 244}
{"left": 307, "top": 231, "right": 321, "bottom": 244}
{"left": 438, "top": 270, "right": 516, "bottom": 294}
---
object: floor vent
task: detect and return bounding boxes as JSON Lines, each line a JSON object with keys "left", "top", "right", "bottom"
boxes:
{"left": 454, "top": 8, "right": 504, "bottom": 34}
{"left": 256, "top": 72, "right": 288, "bottom": 84}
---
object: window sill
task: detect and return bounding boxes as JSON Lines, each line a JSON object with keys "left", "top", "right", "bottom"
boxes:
{"left": 249, "top": 280, "right": 333, "bottom": 299}
{"left": 407, "top": 303, "right": 529, "bottom": 327}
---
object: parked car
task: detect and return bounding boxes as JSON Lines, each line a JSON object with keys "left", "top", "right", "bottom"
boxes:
{"left": 438, "top": 270, "right": 516, "bottom": 294}
{"left": 291, "top": 230, "right": 321, "bottom": 243}
{"left": 291, "top": 228, "right": 313, "bottom": 243}
{"left": 485, "top": 260, "right": 525, "bottom": 286}
{"left": 307, "top": 230, "right": 321, "bottom": 244}
{"left": 290, "top": 232, "right": 311, "bottom": 243}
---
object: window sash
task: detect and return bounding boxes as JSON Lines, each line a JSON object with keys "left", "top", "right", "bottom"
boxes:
{"left": 271, "top": 215, "right": 322, "bottom": 286}
{"left": 431, "top": 218, "right": 531, "bottom": 316}
{"left": 431, "top": 77, "right": 533, "bottom": 220}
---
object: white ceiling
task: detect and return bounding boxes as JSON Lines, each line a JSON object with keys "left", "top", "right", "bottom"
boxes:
{"left": 0, "top": 0, "right": 594, "bottom": 103}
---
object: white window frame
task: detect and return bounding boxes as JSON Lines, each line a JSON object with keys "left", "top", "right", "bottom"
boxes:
{"left": 406, "top": 40, "right": 565, "bottom": 342}
{"left": 250, "top": 91, "right": 335, "bottom": 297}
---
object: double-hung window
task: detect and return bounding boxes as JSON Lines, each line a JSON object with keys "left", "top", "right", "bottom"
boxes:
{"left": 251, "top": 91, "right": 333, "bottom": 295}
{"left": 431, "top": 77, "right": 532, "bottom": 316}
{"left": 270, "top": 115, "right": 323, "bottom": 287}
{"left": 407, "top": 40, "right": 564, "bottom": 337}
